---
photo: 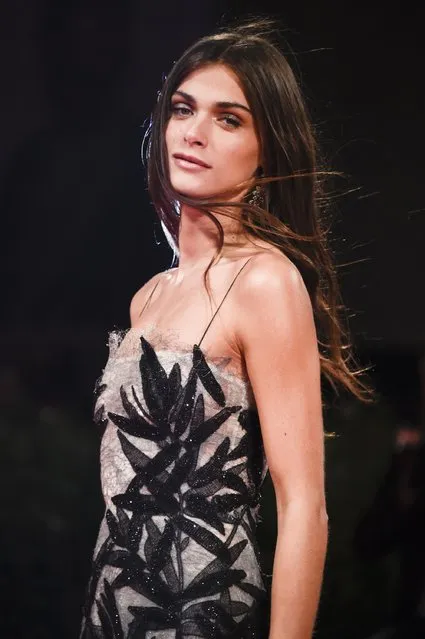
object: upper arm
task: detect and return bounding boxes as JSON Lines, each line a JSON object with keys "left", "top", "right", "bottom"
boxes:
{"left": 236, "top": 254, "right": 325, "bottom": 510}
{"left": 129, "top": 272, "right": 163, "bottom": 327}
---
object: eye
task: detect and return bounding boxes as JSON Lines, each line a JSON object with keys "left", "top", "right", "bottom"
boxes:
{"left": 219, "top": 114, "right": 242, "bottom": 129}
{"left": 171, "top": 102, "right": 192, "bottom": 117}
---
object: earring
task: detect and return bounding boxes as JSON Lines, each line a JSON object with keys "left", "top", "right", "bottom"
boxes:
{"left": 247, "top": 185, "right": 265, "bottom": 208}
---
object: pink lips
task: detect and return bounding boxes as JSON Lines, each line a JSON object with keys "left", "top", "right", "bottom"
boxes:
{"left": 173, "top": 153, "right": 211, "bottom": 168}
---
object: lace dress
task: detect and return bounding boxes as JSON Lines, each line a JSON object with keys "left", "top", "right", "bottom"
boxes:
{"left": 80, "top": 259, "right": 270, "bottom": 638}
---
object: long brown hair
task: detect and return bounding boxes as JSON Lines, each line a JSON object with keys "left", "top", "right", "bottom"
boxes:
{"left": 144, "top": 18, "right": 372, "bottom": 402}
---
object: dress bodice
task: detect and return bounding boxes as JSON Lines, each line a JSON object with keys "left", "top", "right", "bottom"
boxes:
{"left": 80, "top": 258, "right": 270, "bottom": 639}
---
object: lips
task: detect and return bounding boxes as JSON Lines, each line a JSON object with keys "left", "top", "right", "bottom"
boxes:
{"left": 173, "top": 153, "right": 211, "bottom": 168}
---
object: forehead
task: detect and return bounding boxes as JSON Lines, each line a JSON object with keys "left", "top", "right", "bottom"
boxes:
{"left": 176, "top": 64, "right": 248, "bottom": 106}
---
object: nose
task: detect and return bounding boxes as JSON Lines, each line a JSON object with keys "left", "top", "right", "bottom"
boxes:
{"left": 183, "top": 117, "right": 207, "bottom": 147}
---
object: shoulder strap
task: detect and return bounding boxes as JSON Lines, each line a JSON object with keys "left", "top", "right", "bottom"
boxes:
{"left": 138, "top": 258, "right": 254, "bottom": 338}
{"left": 198, "top": 256, "right": 254, "bottom": 348}
{"left": 137, "top": 279, "right": 161, "bottom": 318}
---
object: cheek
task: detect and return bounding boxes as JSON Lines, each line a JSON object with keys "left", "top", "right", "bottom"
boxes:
{"left": 225, "top": 138, "right": 259, "bottom": 174}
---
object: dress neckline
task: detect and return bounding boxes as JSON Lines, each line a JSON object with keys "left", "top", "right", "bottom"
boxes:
{"left": 107, "top": 326, "right": 251, "bottom": 387}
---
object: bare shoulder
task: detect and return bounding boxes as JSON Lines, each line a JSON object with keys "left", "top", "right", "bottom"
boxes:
{"left": 239, "top": 250, "right": 309, "bottom": 303}
{"left": 129, "top": 271, "right": 166, "bottom": 328}
{"left": 235, "top": 250, "right": 315, "bottom": 349}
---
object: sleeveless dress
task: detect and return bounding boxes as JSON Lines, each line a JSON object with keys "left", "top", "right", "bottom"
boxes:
{"left": 80, "top": 258, "right": 270, "bottom": 639}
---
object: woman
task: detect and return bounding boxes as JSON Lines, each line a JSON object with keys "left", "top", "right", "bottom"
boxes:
{"left": 80, "top": 18, "right": 369, "bottom": 639}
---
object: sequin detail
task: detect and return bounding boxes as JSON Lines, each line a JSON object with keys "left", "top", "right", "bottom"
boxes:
{"left": 80, "top": 256, "right": 268, "bottom": 638}
{"left": 80, "top": 331, "right": 268, "bottom": 638}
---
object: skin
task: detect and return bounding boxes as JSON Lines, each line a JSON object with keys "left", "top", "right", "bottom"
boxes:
{"left": 131, "top": 63, "right": 328, "bottom": 638}
{"left": 235, "top": 254, "right": 328, "bottom": 639}
{"left": 165, "top": 63, "right": 262, "bottom": 277}
{"left": 166, "top": 64, "right": 260, "bottom": 201}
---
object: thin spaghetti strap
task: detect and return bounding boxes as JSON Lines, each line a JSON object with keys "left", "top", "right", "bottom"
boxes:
{"left": 197, "top": 256, "right": 254, "bottom": 348}
{"left": 138, "top": 280, "right": 161, "bottom": 319}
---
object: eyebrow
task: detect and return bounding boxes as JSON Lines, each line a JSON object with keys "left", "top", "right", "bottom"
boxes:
{"left": 173, "top": 90, "right": 252, "bottom": 114}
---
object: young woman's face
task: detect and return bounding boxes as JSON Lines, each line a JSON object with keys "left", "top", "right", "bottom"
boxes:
{"left": 165, "top": 64, "right": 261, "bottom": 200}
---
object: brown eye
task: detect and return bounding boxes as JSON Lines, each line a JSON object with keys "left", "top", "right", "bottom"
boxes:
{"left": 171, "top": 103, "right": 192, "bottom": 116}
{"left": 220, "top": 114, "right": 241, "bottom": 128}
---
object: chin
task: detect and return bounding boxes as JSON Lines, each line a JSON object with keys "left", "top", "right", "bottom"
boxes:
{"left": 170, "top": 181, "right": 212, "bottom": 201}
{"left": 172, "top": 180, "right": 234, "bottom": 202}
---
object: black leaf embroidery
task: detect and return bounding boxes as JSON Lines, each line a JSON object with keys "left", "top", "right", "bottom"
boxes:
{"left": 188, "top": 406, "right": 241, "bottom": 447}
{"left": 150, "top": 519, "right": 175, "bottom": 574}
{"left": 182, "top": 569, "right": 246, "bottom": 602}
{"left": 162, "top": 447, "right": 197, "bottom": 493}
{"left": 212, "top": 493, "right": 247, "bottom": 513}
{"left": 107, "top": 410, "right": 163, "bottom": 440}
{"left": 81, "top": 335, "right": 268, "bottom": 638}
{"left": 236, "top": 581, "right": 266, "bottom": 600}
{"left": 139, "top": 336, "right": 170, "bottom": 416}
{"left": 81, "top": 618, "right": 104, "bottom": 639}
{"left": 191, "top": 613, "right": 217, "bottom": 636}
{"left": 126, "top": 511, "right": 145, "bottom": 552}
{"left": 188, "top": 437, "right": 230, "bottom": 488}
{"left": 168, "top": 365, "right": 198, "bottom": 434}
{"left": 193, "top": 343, "right": 226, "bottom": 406}
{"left": 174, "top": 514, "right": 231, "bottom": 561}
{"left": 105, "top": 510, "right": 126, "bottom": 547}
{"left": 185, "top": 494, "right": 225, "bottom": 535}
{"left": 180, "top": 536, "right": 190, "bottom": 551}
{"left": 82, "top": 536, "right": 114, "bottom": 621}
{"left": 111, "top": 493, "right": 162, "bottom": 515}
{"left": 187, "top": 539, "right": 248, "bottom": 591}
{"left": 127, "top": 605, "right": 178, "bottom": 638}
{"left": 223, "top": 471, "right": 248, "bottom": 495}
{"left": 112, "top": 569, "right": 174, "bottom": 608}
{"left": 96, "top": 579, "right": 124, "bottom": 639}
{"left": 144, "top": 518, "right": 161, "bottom": 565}
{"left": 93, "top": 404, "right": 108, "bottom": 428}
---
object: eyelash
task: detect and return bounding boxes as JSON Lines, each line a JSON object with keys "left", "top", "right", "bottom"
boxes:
{"left": 170, "top": 104, "right": 242, "bottom": 129}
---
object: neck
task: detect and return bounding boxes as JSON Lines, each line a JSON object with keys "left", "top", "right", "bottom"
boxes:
{"left": 176, "top": 203, "right": 247, "bottom": 274}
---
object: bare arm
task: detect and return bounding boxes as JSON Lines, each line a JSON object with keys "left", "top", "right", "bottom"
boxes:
{"left": 236, "top": 253, "right": 328, "bottom": 639}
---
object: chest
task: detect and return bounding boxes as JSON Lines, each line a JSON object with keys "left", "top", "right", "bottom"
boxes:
{"left": 132, "top": 269, "right": 247, "bottom": 379}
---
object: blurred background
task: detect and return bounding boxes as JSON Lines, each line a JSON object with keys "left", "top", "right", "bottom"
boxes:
{"left": 1, "top": 1, "right": 424, "bottom": 638}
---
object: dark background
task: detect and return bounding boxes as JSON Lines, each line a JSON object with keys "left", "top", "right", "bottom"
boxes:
{"left": 1, "top": 1, "right": 424, "bottom": 637}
